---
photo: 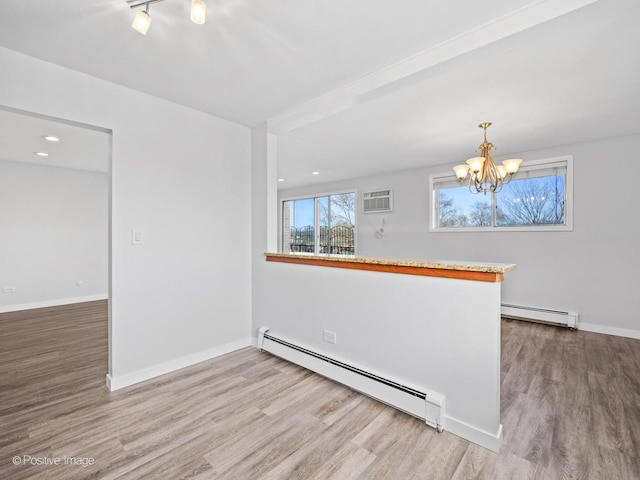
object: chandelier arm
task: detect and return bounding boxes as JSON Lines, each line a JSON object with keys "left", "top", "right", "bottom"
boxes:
{"left": 471, "top": 143, "right": 503, "bottom": 194}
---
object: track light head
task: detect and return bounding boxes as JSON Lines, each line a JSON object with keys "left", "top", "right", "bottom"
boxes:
{"left": 191, "top": 0, "right": 207, "bottom": 24}
{"left": 132, "top": 6, "right": 151, "bottom": 35}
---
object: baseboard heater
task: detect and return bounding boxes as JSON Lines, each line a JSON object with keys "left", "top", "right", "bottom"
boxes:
{"left": 501, "top": 304, "right": 578, "bottom": 329}
{"left": 257, "top": 327, "right": 445, "bottom": 432}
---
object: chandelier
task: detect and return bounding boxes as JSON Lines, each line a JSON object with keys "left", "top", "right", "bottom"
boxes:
{"left": 453, "top": 122, "right": 522, "bottom": 194}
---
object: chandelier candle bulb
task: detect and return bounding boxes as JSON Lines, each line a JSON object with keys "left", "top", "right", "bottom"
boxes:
{"left": 466, "top": 156, "right": 485, "bottom": 172}
{"left": 453, "top": 164, "right": 470, "bottom": 180}
{"left": 502, "top": 158, "right": 523, "bottom": 174}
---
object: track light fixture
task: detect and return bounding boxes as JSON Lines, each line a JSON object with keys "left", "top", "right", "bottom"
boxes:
{"left": 128, "top": 0, "right": 207, "bottom": 35}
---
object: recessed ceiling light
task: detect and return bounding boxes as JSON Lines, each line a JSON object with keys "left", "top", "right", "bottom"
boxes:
{"left": 43, "top": 135, "right": 60, "bottom": 142}
{"left": 34, "top": 152, "right": 49, "bottom": 157}
{"left": 277, "top": 178, "right": 285, "bottom": 182}
{"left": 312, "top": 171, "right": 320, "bottom": 175}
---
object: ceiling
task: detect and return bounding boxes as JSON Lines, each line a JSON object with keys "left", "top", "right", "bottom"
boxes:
{"left": 0, "top": 0, "right": 638, "bottom": 186}
{"left": 0, "top": 108, "right": 110, "bottom": 173}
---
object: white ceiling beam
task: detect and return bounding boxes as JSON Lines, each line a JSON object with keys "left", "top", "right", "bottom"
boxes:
{"left": 267, "top": 0, "right": 599, "bottom": 134}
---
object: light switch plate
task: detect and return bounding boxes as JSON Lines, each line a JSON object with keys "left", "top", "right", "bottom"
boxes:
{"left": 132, "top": 229, "right": 144, "bottom": 245}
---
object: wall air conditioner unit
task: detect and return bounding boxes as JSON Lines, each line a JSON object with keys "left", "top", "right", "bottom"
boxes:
{"left": 363, "top": 189, "right": 393, "bottom": 213}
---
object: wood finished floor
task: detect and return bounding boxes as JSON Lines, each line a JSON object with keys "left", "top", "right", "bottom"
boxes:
{"left": 1, "top": 301, "right": 639, "bottom": 479}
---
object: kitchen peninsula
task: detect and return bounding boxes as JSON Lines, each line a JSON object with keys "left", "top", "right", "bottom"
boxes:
{"left": 258, "top": 253, "right": 516, "bottom": 451}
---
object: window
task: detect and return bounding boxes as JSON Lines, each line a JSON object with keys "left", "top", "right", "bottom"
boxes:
{"left": 282, "top": 192, "right": 356, "bottom": 255}
{"left": 430, "top": 156, "right": 573, "bottom": 231}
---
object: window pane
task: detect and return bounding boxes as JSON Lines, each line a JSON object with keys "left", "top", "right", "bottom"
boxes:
{"left": 496, "top": 175, "right": 565, "bottom": 226}
{"left": 318, "top": 196, "right": 329, "bottom": 254}
{"left": 431, "top": 157, "right": 571, "bottom": 231}
{"left": 329, "top": 192, "right": 355, "bottom": 255}
{"left": 284, "top": 198, "right": 315, "bottom": 253}
{"left": 282, "top": 200, "right": 293, "bottom": 252}
{"left": 283, "top": 192, "right": 355, "bottom": 255}
{"left": 437, "top": 186, "right": 492, "bottom": 228}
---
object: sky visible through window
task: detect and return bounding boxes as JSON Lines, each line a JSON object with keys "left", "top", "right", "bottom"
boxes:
{"left": 294, "top": 198, "right": 314, "bottom": 228}
{"left": 446, "top": 186, "right": 490, "bottom": 212}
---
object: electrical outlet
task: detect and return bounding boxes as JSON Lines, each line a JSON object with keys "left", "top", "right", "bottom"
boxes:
{"left": 323, "top": 330, "right": 337, "bottom": 344}
{"left": 3, "top": 286, "right": 16, "bottom": 293}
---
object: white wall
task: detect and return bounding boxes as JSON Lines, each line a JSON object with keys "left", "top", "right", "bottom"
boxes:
{"left": 279, "top": 133, "right": 640, "bottom": 338}
{"left": 0, "top": 46, "right": 253, "bottom": 388}
{"left": 0, "top": 160, "right": 108, "bottom": 310}
{"left": 252, "top": 130, "right": 503, "bottom": 449}
{"left": 255, "top": 260, "right": 503, "bottom": 449}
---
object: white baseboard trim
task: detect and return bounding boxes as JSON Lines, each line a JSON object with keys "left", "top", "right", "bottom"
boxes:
{"left": 256, "top": 330, "right": 499, "bottom": 452}
{"left": 579, "top": 323, "right": 640, "bottom": 340}
{"left": 445, "top": 416, "right": 502, "bottom": 453}
{"left": 0, "top": 294, "right": 108, "bottom": 313}
{"left": 258, "top": 332, "right": 445, "bottom": 432}
{"left": 106, "top": 337, "right": 252, "bottom": 391}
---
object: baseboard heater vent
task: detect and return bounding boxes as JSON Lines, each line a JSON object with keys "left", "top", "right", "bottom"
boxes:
{"left": 257, "top": 327, "right": 445, "bottom": 432}
{"left": 501, "top": 304, "right": 578, "bottom": 329}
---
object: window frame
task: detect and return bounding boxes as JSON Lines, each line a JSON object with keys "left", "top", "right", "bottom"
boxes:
{"left": 280, "top": 189, "right": 358, "bottom": 255}
{"left": 429, "top": 155, "right": 574, "bottom": 232}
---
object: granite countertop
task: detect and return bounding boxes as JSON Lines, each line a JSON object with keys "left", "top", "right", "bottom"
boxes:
{"left": 265, "top": 252, "right": 517, "bottom": 274}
